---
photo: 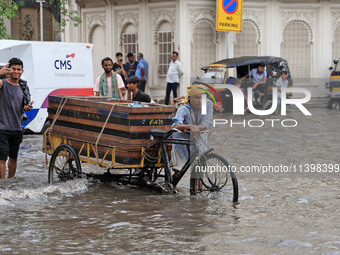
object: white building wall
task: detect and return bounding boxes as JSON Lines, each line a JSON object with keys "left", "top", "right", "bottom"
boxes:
{"left": 62, "top": 0, "right": 340, "bottom": 98}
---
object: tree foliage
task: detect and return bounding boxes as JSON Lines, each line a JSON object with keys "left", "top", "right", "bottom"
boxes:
{"left": 0, "top": 0, "right": 19, "bottom": 39}
{"left": 0, "top": 0, "right": 82, "bottom": 39}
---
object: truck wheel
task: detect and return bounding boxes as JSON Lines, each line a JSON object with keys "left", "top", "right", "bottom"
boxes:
{"left": 41, "top": 119, "right": 51, "bottom": 134}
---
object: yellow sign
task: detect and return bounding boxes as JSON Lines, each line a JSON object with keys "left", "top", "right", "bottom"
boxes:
{"left": 216, "top": 0, "right": 243, "bottom": 33}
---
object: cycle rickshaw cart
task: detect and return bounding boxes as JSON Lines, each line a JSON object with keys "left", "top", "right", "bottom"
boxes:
{"left": 43, "top": 96, "right": 238, "bottom": 202}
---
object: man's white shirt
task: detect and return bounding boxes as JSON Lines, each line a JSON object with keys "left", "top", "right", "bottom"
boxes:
{"left": 166, "top": 60, "right": 184, "bottom": 83}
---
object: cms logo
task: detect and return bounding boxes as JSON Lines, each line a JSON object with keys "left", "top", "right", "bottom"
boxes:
{"left": 54, "top": 53, "right": 75, "bottom": 70}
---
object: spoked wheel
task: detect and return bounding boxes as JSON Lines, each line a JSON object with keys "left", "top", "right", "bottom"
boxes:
{"left": 48, "top": 144, "right": 82, "bottom": 184}
{"left": 190, "top": 153, "right": 238, "bottom": 202}
{"left": 328, "top": 99, "right": 340, "bottom": 110}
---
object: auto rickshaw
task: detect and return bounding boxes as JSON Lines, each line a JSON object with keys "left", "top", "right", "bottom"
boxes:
{"left": 196, "top": 56, "right": 293, "bottom": 111}
{"left": 326, "top": 59, "right": 340, "bottom": 110}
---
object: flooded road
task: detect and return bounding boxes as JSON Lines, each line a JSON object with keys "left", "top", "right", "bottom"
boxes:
{"left": 0, "top": 107, "right": 339, "bottom": 254}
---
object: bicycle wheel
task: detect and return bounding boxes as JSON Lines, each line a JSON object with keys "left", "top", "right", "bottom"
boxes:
{"left": 48, "top": 144, "right": 82, "bottom": 184}
{"left": 190, "top": 153, "right": 238, "bottom": 202}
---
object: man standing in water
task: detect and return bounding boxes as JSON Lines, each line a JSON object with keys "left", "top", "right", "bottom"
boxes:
{"left": 0, "top": 58, "right": 33, "bottom": 179}
{"left": 171, "top": 85, "right": 213, "bottom": 176}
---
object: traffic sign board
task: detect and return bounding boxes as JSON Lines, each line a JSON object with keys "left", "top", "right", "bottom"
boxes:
{"left": 216, "top": 0, "right": 243, "bottom": 32}
{"left": 223, "top": 0, "right": 238, "bottom": 14}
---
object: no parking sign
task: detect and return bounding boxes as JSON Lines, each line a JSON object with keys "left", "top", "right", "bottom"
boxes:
{"left": 216, "top": 0, "right": 243, "bottom": 32}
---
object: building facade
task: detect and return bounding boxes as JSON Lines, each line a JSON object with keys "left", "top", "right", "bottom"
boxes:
{"left": 6, "top": 0, "right": 340, "bottom": 98}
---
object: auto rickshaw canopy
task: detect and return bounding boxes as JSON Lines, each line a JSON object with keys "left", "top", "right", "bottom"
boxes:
{"left": 208, "top": 56, "right": 287, "bottom": 68}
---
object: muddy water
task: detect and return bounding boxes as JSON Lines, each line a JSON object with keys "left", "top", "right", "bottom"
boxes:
{"left": 0, "top": 107, "right": 339, "bottom": 254}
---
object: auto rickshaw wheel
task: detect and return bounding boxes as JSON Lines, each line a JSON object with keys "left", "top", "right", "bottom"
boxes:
{"left": 263, "top": 100, "right": 273, "bottom": 110}
{"left": 48, "top": 144, "right": 82, "bottom": 184}
{"left": 328, "top": 99, "right": 340, "bottom": 110}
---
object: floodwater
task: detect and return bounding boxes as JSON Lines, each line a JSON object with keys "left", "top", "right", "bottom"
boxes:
{"left": 0, "top": 106, "right": 339, "bottom": 254}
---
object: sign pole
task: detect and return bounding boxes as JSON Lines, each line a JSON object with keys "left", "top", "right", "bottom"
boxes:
{"left": 36, "top": 0, "right": 46, "bottom": 41}
{"left": 226, "top": 32, "right": 229, "bottom": 59}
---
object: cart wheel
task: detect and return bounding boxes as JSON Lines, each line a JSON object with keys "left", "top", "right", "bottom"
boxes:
{"left": 48, "top": 144, "right": 82, "bottom": 184}
{"left": 190, "top": 153, "right": 238, "bottom": 202}
{"left": 328, "top": 99, "right": 340, "bottom": 110}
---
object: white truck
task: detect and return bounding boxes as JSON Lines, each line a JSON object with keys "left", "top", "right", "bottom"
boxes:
{"left": 0, "top": 40, "right": 94, "bottom": 133}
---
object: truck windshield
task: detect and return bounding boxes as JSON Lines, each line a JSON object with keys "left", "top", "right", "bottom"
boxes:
{"left": 335, "top": 62, "right": 340, "bottom": 72}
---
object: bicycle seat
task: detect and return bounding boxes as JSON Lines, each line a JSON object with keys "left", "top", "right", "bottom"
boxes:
{"left": 149, "top": 129, "right": 169, "bottom": 139}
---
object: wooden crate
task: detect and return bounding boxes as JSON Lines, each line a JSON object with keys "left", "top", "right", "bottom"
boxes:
{"left": 47, "top": 96, "right": 175, "bottom": 165}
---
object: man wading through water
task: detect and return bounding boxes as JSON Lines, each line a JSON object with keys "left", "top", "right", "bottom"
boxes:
{"left": 0, "top": 58, "right": 33, "bottom": 179}
{"left": 170, "top": 85, "right": 213, "bottom": 178}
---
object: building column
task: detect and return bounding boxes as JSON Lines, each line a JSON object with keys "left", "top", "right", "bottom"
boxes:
{"left": 267, "top": 0, "right": 281, "bottom": 56}
{"left": 317, "top": 0, "right": 332, "bottom": 97}
{"left": 107, "top": 2, "right": 113, "bottom": 57}
{"left": 63, "top": 0, "right": 78, "bottom": 42}
{"left": 320, "top": 1, "right": 332, "bottom": 77}
{"left": 178, "top": 0, "right": 189, "bottom": 97}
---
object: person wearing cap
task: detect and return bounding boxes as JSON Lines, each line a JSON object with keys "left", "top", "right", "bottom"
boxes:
{"left": 126, "top": 76, "right": 152, "bottom": 103}
{"left": 240, "top": 63, "right": 267, "bottom": 105}
{"left": 170, "top": 85, "right": 213, "bottom": 177}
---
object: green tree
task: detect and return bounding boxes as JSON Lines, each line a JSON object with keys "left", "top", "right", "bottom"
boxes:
{"left": 0, "top": 0, "right": 82, "bottom": 39}
{"left": 0, "top": 0, "right": 19, "bottom": 39}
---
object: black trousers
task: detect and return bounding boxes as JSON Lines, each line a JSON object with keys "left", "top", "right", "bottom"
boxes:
{"left": 138, "top": 80, "right": 146, "bottom": 92}
{"left": 165, "top": 82, "right": 179, "bottom": 105}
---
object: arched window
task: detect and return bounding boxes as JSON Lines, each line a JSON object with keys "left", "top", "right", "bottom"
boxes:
{"left": 122, "top": 23, "right": 138, "bottom": 61}
{"left": 281, "top": 22, "right": 312, "bottom": 79}
{"left": 333, "top": 25, "right": 340, "bottom": 60}
{"left": 234, "top": 21, "right": 259, "bottom": 57}
{"left": 157, "top": 21, "right": 173, "bottom": 76}
{"left": 191, "top": 21, "right": 216, "bottom": 79}
{"left": 90, "top": 25, "right": 106, "bottom": 79}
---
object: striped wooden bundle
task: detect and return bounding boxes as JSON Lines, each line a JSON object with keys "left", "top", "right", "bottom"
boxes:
{"left": 47, "top": 96, "right": 175, "bottom": 165}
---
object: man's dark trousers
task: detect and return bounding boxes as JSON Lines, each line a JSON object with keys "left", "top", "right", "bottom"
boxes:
{"left": 165, "top": 82, "right": 178, "bottom": 105}
{"left": 138, "top": 80, "right": 146, "bottom": 92}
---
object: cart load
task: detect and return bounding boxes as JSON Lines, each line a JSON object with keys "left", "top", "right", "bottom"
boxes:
{"left": 45, "top": 96, "right": 175, "bottom": 165}
{"left": 43, "top": 96, "right": 238, "bottom": 201}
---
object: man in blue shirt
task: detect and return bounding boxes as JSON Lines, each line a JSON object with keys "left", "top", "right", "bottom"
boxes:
{"left": 170, "top": 85, "right": 213, "bottom": 175}
{"left": 241, "top": 63, "right": 267, "bottom": 105}
{"left": 135, "top": 52, "right": 148, "bottom": 92}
